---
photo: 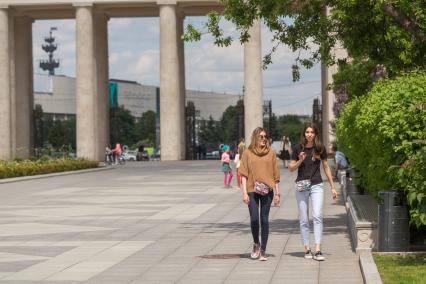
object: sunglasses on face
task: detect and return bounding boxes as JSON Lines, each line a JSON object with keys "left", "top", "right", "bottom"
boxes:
{"left": 259, "top": 135, "right": 267, "bottom": 140}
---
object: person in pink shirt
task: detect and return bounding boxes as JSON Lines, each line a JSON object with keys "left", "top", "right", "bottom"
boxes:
{"left": 221, "top": 144, "right": 234, "bottom": 188}
{"left": 112, "top": 143, "right": 122, "bottom": 164}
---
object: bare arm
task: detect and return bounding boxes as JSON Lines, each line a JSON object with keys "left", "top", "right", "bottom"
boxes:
{"left": 289, "top": 151, "right": 306, "bottom": 172}
{"left": 322, "top": 160, "right": 337, "bottom": 200}
{"left": 242, "top": 176, "right": 249, "bottom": 204}
{"left": 273, "top": 183, "right": 281, "bottom": 206}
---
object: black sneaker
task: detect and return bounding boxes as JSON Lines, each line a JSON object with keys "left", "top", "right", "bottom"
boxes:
{"left": 313, "top": 251, "right": 325, "bottom": 261}
{"left": 304, "top": 249, "right": 313, "bottom": 259}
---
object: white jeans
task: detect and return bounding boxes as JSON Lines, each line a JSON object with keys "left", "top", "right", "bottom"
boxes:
{"left": 295, "top": 183, "right": 324, "bottom": 246}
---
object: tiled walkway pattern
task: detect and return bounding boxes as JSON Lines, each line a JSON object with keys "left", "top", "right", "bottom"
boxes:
{"left": 0, "top": 161, "right": 363, "bottom": 283}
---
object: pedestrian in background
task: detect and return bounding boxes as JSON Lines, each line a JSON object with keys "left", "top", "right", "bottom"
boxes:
{"left": 221, "top": 144, "right": 234, "bottom": 188}
{"left": 332, "top": 145, "right": 349, "bottom": 179}
{"left": 280, "top": 136, "right": 292, "bottom": 168}
{"left": 112, "top": 143, "right": 122, "bottom": 165}
{"left": 234, "top": 142, "right": 246, "bottom": 190}
{"left": 289, "top": 123, "right": 337, "bottom": 261}
{"left": 239, "top": 127, "right": 281, "bottom": 261}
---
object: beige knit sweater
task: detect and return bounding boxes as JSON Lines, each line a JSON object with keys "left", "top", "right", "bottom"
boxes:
{"left": 238, "top": 148, "right": 280, "bottom": 193}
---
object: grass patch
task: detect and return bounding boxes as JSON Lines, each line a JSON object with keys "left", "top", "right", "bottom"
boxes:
{"left": 373, "top": 254, "right": 426, "bottom": 284}
{"left": 0, "top": 157, "right": 99, "bottom": 179}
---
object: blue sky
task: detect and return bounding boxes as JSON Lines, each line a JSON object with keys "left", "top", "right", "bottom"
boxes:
{"left": 33, "top": 17, "right": 321, "bottom": 116}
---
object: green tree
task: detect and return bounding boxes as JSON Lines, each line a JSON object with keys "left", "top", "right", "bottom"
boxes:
{"left": 48, "top": 118, "right": 75, "bottom": 149}
{"left": 277, "top": 115, "right": 304, "bottom": 145}
{"left": 220, "top": 105, "right": 237, "bottom": 145}
{"left": 110, "top": 106, "right": 135, "bottom": 147}
{"left": 185, "top": 0, "right": 425, "bottom": 81}
{"left": 33, "top": 104, "right": 44, "bottom": 149}
{"left": 133, "top": 110, "right": 156, "bottom": 147}
{"left": 199, "top": 116, "right": 221, "bottom": 151}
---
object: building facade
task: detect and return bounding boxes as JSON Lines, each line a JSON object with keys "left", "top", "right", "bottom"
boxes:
{"left": 34, "top": 74, "right": 239, "bottom": 121}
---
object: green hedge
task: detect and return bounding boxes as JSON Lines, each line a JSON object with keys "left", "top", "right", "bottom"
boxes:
{"left": 0, "top": 157, "right": 99, "bottom": 179}
{"left": 336, "top": 71, "right": 426, "bottom": 227}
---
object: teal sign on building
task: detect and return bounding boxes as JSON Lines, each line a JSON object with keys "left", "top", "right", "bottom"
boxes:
{"left": 109, "top": 82, "right": 118, "bottom": 108}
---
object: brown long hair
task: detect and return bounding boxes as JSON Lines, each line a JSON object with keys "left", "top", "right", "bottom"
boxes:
{"left": 300, "top": 122, "right": 323, "bottom": 158}
{"left": 248, "top": 127, "right": 270, "bottom": 151}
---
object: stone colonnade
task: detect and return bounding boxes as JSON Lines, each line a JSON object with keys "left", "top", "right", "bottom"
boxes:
{"left": 0, "top": 0, "right": 340, "bottom": 161}
{"left": 0, "top": 2, "right": 265, "bottom": 161}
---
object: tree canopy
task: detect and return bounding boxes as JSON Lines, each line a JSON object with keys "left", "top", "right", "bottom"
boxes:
{"left": 185, "top": 0, "right": 426, "bottom": 81}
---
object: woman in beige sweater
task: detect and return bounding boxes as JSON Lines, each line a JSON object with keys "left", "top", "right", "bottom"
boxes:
{"left": 238, "top": 127, "right": 281, "bottom": 261}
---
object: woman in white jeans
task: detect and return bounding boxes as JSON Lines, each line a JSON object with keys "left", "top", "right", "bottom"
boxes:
{"left": 289, "top": 123, "right": 337, "bottom": 261}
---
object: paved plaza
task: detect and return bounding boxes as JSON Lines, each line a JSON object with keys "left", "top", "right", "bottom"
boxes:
{"left": 0, "top": 161, "right": 363, "bottom": 283}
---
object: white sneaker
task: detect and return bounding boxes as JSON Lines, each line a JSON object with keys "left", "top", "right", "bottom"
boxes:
{"left": 313, "top": 251, "right": 325, "bottom": 261}
{"left": 250, "top": 243, "right": 260, "bottom": 259}
{"left": 304, "top": 249, "right": 313, "bottom": 259}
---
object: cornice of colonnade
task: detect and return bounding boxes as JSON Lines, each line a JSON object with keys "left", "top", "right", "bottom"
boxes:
{"left": 0, "top": 0, "right": 223, "bottom": 19}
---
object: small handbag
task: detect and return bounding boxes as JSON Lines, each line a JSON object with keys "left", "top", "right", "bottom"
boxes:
{"left": 254, "top": 180, "right": 270, "bottom": 196}
{"left": 249, "top": 156, "right": 271, "bottom": 196}
{"left": 295, "top": 149, "right": 319, "bottom": 192}
{"left": 295, "top": 179, "right": 312, "bottom": 192}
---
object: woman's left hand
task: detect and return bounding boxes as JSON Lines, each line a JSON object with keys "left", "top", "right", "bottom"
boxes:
{"left": 274, "top": 195, "right": 281, "bottom": 206}
{"left": 331, "top": 188, "right": 338, "bottom": 200}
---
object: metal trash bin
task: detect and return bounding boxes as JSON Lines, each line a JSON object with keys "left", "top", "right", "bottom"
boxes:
{"left": 378, "top": 190, "right": 410, "bottom": 251}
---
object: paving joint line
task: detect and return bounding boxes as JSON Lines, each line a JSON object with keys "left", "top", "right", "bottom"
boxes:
{"left": 130, "top": 186, "right": 240, "bottom": 281}
{"left": 173, "top": 190, "right": 250, "bottom": 283}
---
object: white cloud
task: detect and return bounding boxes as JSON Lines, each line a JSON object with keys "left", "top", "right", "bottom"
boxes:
{"left": 129, "top": 50, "right": 159, "bottom": 77}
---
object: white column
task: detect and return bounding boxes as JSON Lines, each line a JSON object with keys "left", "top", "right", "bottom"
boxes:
{"left": 177, "top": 13, "right": 186, "bottom": 160}
{"left": 0, "top": 8, "right": 12, "bottom": 160}
{"left": 75, "top": 4, "right": 99, "bottom": 160}
{"left": 14, "top": 16, "right": 33, "bottom": 158}
{"left": 95, "top": 12, "right": 109, "bottom": 161}
{"left": 321, "top": 45, "right": 347, "bottom": 150}
{"left": 244, "top": 19, "right": 263, "bottom": 143}
{"left": 159, "top": 3, "right": 183, "bottom": 160}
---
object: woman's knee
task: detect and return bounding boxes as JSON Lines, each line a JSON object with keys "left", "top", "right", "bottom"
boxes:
{"left": 312, "top": 213, "right": 323, "bottom": 224}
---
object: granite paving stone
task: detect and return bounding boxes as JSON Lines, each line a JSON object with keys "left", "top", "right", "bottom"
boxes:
{"left": 0, "top": 161, "right": 362, "bottom": 283}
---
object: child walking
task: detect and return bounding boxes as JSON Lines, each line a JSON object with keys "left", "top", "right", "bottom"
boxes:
{"left": 221, "top": 144, "right": 234, "bottom": 188}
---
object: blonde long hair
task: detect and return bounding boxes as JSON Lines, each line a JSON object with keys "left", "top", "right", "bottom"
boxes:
{"left": 248, "top": 127, "right": 270, "bottom": 155}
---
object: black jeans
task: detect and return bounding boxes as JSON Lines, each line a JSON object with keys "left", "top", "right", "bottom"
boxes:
{"left": 248, "top": 191, "right": 273, "bottom": 251}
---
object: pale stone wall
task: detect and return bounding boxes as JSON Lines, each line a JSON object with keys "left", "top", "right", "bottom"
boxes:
{"left": 34, "top": 75, "right": 76, "bottom": 115}
{"left": 34, "top": 75, "right": 239, "bottom": 120}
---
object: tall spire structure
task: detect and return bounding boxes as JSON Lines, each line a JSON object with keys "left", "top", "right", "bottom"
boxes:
{"left": 39, "top": 27, "right": 60, "bottom": 75}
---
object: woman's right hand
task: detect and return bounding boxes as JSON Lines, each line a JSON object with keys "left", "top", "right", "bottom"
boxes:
{"left": 243, "top": 193, "right": 250, "bottom": 205}
{"left": 298, "top": 151, "right": 306, "bottom": 161}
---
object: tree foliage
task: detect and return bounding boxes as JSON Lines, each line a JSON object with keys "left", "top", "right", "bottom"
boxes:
{"left": 133, "top": 110, "right": 157, "bottom": 147}
{"left": 185, "top": 0, "right": 426, "bottom": 81}
{"left": 48, "top": 118, "right": 76, "bottom": 150}
{"left": 336, "top": 71, "right": 426, "bottom": 227}
{"left": 109, "top": 106, "right": 135, "bottom": 147}
{"left": 276, "top": 114, "right": 305, "bottom": 145}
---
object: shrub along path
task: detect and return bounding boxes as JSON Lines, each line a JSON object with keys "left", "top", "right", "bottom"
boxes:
{"left": 0, "top": 157, "right": 98, "bottom": 179}
{"left": 0, "top": 160, "right": 362, "bottom": 283}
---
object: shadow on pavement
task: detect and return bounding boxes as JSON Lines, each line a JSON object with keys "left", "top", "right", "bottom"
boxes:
{"left": 198, "top": 253, "right": 276, "bottom": 259}
{"left": 185, "top": 213, "right": 349, "bottom": 236}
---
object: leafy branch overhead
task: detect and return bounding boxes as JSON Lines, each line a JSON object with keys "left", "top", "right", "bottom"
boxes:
{"left": 184, "top": 0, "right": 426, "bottom": 81}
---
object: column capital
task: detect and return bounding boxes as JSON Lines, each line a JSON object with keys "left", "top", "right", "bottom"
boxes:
{"left": 73, "top": 2, "right": 94, "bottom": 7}
{"left": 157, "top": 1, "right": 177, "bottom": 5}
